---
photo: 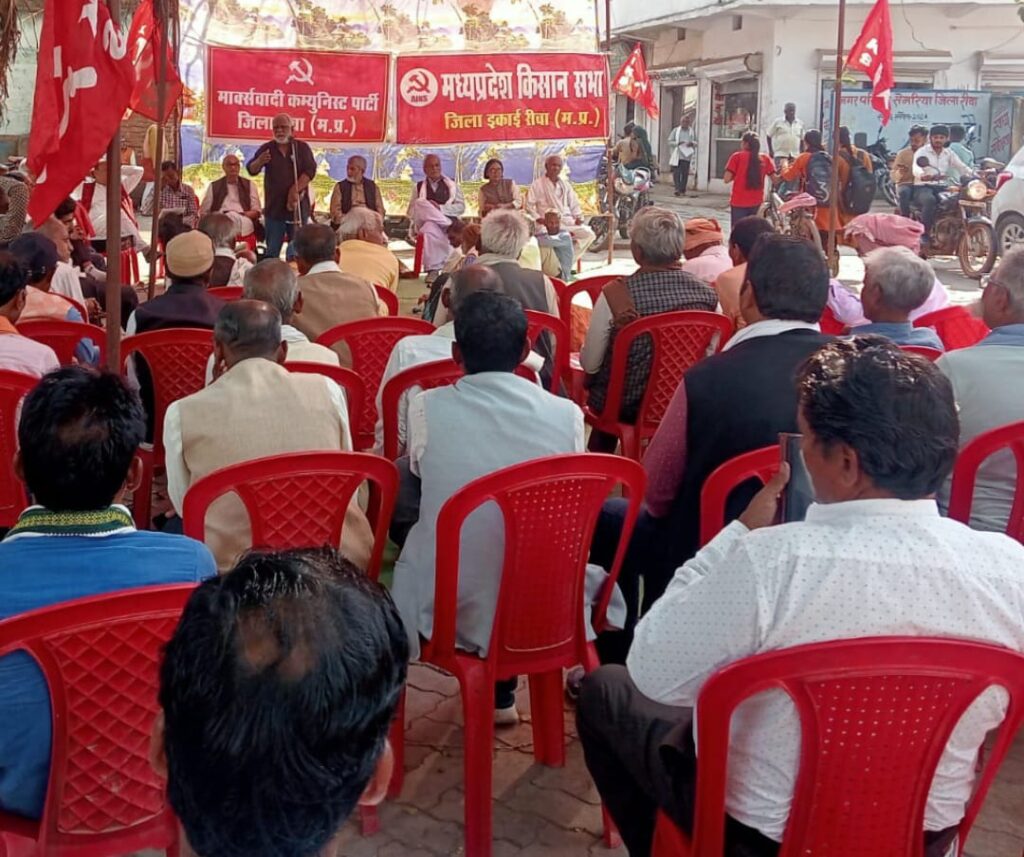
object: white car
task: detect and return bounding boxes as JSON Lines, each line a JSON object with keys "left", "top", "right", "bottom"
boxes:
{"left": 992, "top": 145, "right": 1024, "bottom": 255}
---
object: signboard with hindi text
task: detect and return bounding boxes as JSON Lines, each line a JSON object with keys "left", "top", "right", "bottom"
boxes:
{"left": 206, "top": 47, "right": 389, "bottom": 144}
{"left": 395, "top": 52, "right": 609, "bottom": 144}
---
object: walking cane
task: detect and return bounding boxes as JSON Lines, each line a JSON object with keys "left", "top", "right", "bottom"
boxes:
{"left": 290, "top": 139, "right": 302, "bottom": 235}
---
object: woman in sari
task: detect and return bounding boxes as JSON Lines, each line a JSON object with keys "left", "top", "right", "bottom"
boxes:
{"left": 478, "top": 159, "right": 519, "bottom": 218}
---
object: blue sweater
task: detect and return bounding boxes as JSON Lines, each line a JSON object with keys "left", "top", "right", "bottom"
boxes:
{"left": 0, "top": 529, "right": 215, "bottom": 819}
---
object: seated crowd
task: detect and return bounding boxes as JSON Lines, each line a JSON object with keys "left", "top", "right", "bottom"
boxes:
{"left": 1, "top": 141, "right": 1024, "bottom": 857}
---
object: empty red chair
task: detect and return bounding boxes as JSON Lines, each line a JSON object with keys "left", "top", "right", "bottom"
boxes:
{"left": 584, "top": 311, "right": 734, "bottom": 460}
{"left": 374, "top": 285, "right": 399, "bottom": 316}
{"left": 699, "top": 445, "right": 780, "bottom": 547}
{"left": 947, "top": 420, "right": 1024, "bottom": 542}
{"left": 15, "top": 320, "right": 107, "bottom": 367}
{"left": 651, "top": 637, "right": 1024, "bottom": 857}
{"left": 558, "top": 274, "right": 620, "bottom": 324}
{"left": 913, "top": 306, "right": 989, "bottom": 351}
{"left": 0, "top": 584, "right": 196, "bottom": 857}
{"left": 0, "top": 370, "right": 36, "bottom": 529}
{"left": 381, "top": 358, "right": 464, "bottom": 460}
{"left": 286, "top": 362, "right": 366, "bottom": 443}
{"left": 206, "top": 286, "right": 243, "bottom": 301}
{"left": 524, "top": 310, "right": 569, "bottom": 394}
{"left": 120, "top": 329, "right": 215, "bottom": 529}
{"left": 315, "top": 317, "right": 433, "bottom": 450}
{"left": 182, "top": 451, "right": 398, "bottom": 580}
{"left": 900, "top": 344, "right": 944, "bottom": 362}
{"left": 393, "top": 454, "right": 645, "bottom": 857}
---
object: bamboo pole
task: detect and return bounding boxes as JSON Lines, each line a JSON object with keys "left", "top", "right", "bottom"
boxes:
{"left": 104, "top": 0, "right": 122, "bottom": 369}
{"left": 145, "top": 21, "right": 169, "bottom": 303}
{"left": 826, "top": 0, "right": 847, "bottom": 272}
{"left": 604, "top": 0, "right": 614, "bottom": 265}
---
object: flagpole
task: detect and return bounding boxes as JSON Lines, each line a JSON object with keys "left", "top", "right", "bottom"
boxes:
{"left": 826, "top": 0, "right": 847, "bottom": 273}
{"left": 604, "top": 0, "right": 614, "bottom": 265}
{"left": 146, "top": 3, "right": 170, "bottom": 302}
{"left": 104, "top": 0, "right": 123, "bottom": 369}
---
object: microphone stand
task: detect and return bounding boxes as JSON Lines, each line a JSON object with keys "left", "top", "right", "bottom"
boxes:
{"left": 290, "top": 138, "right": 302, "bottom": 233}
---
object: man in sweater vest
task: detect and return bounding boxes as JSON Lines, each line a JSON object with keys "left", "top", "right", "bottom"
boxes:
{"left": 406, "top": 154, "right": 466, "bottom": 279}
{"left": 337, "top": 208, "right": 400, "bottom": 294}
{"left": 329, "top": 155, "right": 386, "bottom": 227}
{"left": 164, "top": 300, "right": 373, "bottom": 572}
{"left": 590, "top": 233, "right": 833, "bottom": 664}
{"left": 937, "top": 246, "right": 1024, "bottom": 533}
{"left": 199, "top": 154, "right": 262, "bottom": 239}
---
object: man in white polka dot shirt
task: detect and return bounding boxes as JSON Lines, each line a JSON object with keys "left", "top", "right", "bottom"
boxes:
{"left": 578, "top": 337, "right": 1024, "bottom": 857}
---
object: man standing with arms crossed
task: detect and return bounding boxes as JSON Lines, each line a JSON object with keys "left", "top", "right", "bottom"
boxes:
{"left": 246, "top": 113, "right": 316, "bottom": 260}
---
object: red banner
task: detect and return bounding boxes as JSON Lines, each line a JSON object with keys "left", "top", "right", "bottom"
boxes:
{"left": 395, "top": 52, "right": 608, "bottom": 144}
{"left": 206, "top": 47, "right": 388, "bottom": 143}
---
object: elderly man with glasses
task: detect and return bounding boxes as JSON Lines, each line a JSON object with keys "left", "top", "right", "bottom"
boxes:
{"left": 200, "top": 154, "right": 263, "bottom": 240}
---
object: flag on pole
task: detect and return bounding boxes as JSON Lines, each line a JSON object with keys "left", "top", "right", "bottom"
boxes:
{"left": 128, "top": 0, "right": 183, "bottom": 123}
{"left": 845, "top": 0, "right": 895, "bottom": 125}
{"left": 27, "top": 0, "right": 136, "bottom": 224}
{"left": 613, "top": 44, "right": 659, "bottom": 119}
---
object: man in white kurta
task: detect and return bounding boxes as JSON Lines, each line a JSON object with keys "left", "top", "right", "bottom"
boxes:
{"left": 406, "top": 154, "right": 466, "bottom": 278}
{"left": 525, "top": 155, "right": 596, "bottom": 265}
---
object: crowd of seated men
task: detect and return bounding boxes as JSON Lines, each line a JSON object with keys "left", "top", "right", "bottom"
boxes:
{"left": 0, "top": 131, "right": 1023, "bottom": 857}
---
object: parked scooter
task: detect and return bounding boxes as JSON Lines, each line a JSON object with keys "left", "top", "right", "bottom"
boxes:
{"left": 590, "top": 151, "right": 652, "bottom": 252}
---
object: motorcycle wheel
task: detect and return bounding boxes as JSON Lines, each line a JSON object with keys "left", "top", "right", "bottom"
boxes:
{"left": 958, "top": 221, "right": 997, "bottom": 279}
{"left": 792, "top": 216, "right": 823, "bottom": 254}
{"left": 589, "top": 215, "right": 612, "bottom": 253}
{"left": 879, "top": 171, "right": 898, "bottom": 207}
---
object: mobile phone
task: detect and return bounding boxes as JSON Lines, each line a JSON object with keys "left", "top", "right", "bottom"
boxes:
{"left": 778, "top": 432, "right": 814, "bottom": 523}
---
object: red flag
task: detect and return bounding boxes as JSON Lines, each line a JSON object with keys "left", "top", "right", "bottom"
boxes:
{"left": 128, "top": 0, "right": 182, "bottom": 123}
{"left": 845, "top": 0, "right": 895, "bottom": 125}
{"left": 27, "top": 0, "right": 136, "bottom": 224}
{"left": 613, "top": 45, "right": 659, "bottom": 119}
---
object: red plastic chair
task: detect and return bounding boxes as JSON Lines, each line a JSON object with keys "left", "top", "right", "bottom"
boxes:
{"left": 558, "top": 274, "right": 620, "bottom": 324}
{"left": 237, "top": 233, "right": 257, "bottom": 253}
{"left": 120, "top": 329, "right": 215, "bottom": 529}
{"left": 0, "top": 585, "right": 196, "bottom": 857}
{"left": 0, "top": 370, "right": 36, "bottom": 529}
{"left": 947, "top": 420, "right": 1024, "bottom": 543}
{"left": 584, "top": 311, "right": 734, "bottom": 460}
{"left": 650, "top": 637, "right": 1024, "bottom": 857}
{"left": 818, "top": 305, "right": 847, "bottom": 335}
{"left": 315, "top": 317, "right": 434, "bottom": 450}
{"left": 900, "top": 344, "right": 944, "bottom": 362}
{"left": 206, "top": 286, "right": 243, "bottom": 301}
{"left": 699, "top": 446, "right": 780, "bottom": 547}
{"left": 913, "top": 306, "right": 989, "bottom": 351}
{"left": 15, "top": 320, "right": 107, "bottom": 367}
{"left": 381, "top": 359, "right": 464, "bottom": 460}
{"left": 286, "top": 362, "right": 366, "bottom": 444}
{"left": 374, "top": 285, "right": 399, "bottom": 316}
{"left": 524, "top": 310, "right": 569, "bottom": 395}
{"left": 120, "top": 247, "right": 140, "bottom": 285}
{"left": 391, "top": 454, "right": 646, "bottom": 857}
{"left": 181, "top": 451, "right": 398, "bottom": 580}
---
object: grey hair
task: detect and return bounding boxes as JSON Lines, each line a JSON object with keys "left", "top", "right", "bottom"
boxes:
{"left": 243, "top": 259, "right": 299, "bottom": 323}
{"left": 995, "top": 246, "right": 1024, "bottom": 312}
{"left": 198, "top": 213, "right": 235, "bottom": 249}
{"left": 863, "top": 246, "right": 935, "bottom": 313}
{"left": 337, "top": 207, "right": 383, "bottom": 241}
{"left": 628, "top": 206, "right": 685, "bottom": 265}
{"left": 480, "top": 209, "right": 529, "bottom": 259}
{"left": 214, "top": 300, "right": 282, "bottom": 361}
{"left": 347, "top": 155, "right": 367, "bottom": 170}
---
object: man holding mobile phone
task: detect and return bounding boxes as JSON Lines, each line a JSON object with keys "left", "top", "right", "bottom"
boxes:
{"left": 579, "top": 337, "right": 1024, "bottom": 857}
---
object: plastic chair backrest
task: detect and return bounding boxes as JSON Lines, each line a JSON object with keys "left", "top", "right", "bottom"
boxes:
{"left": 947, "top": 420, "right": 1024, "bottom": 542}
{"left": 16, "top": 319, "right": 107, "bottom": 367}
{"left": 120, "top": 328, "right": 214, "bottom": 461}
{"left": 181, "top": 451, "right": 398, "bottom": 579}
{"left": 699, "top": 445, "right": 780, "bottom": 547}
{"left": 0, "top": 370, "right": 36, "bottom": 528}
{"left": 206, "top": 286, "right": 243, "bottom": 301}
{"left": 0, "top": 585, "right": 195, "bottom": 855}
{"left": 689, "top": 637, "right": 1024, "bottom": 857}
{"left": 559, "top": 275, "right": 620, "bottom": 322}
{"left": 315, "top": 318, "right": 434, "bottom": 450}
{"left": 899, "top": 344, "right": 944, "bottom": 362}
{"left": 381, "top": 358, "right": 464, "bottom": 460}
{"left": 286, "top": 361, "right": 366, "bottom": 445}
{"left": 431, "top": 454, "right": 646, "bottom": 676}
{"left": 374, "top": 285, "right": 399, "bottom": 316}
{"left": 524, "top": 310, "right": 570, "bottom": 394}
{"left": 597, "top": 311, "right": 734, "bottom": 431}
{"left": 913, "top": 306, "right": 990, "bottom": 351}
{"left": 819, "top": 305, "right": 847, "bottom": 335}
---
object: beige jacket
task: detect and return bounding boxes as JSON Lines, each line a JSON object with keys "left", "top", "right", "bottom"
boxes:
{"left": 293, "top": 262, "right": 381, "bottom": 366}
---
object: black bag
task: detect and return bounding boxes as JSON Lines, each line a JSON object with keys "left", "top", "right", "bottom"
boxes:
{"left": 806, "top": 151, "right": 833, "bottom": 206}
{"left": 841, "top": 151, "right": 876, "bottom": 215}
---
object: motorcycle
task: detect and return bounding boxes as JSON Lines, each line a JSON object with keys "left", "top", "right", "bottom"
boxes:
{"left": 909, "top": 176, "right": 996, "bottom": 278}
{"left": 763, "top": 189, "right": 823, "bottom": 252}
{"left": 590, "top": 152, "right": 652, "bottom": 252}
{"left": 866, "top": 137, "right": 898, "bottom": 207}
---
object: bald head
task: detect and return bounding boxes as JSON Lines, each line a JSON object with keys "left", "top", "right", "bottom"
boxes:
{"left": 36, "top": 217, "right": 72, "bottom": 263}
{"left": 445, "top": 264, "right": 503, "bottom": 318}
{"left": 214, "top": 300, "right": 284, "bottom": 370}
{"left": 243, "top": 259, "right": 299, "bottom": 323}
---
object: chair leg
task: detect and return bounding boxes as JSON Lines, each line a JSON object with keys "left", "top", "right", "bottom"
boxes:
{"left": 619, "top": 425, "right": 640, "bottom": 461}
{"left": 602, "top": 805, "right": 623, "bottom": 849}
{"left": 359, "top": 805, "right": 381, "bottom": 836}
{"left": 387, "top": 689, "right": 406, "bottom": 799}
{"left": 459, "top": 664, "right": 495, "bottom": 857}
{"left": 528, "top": 669, "right": 566, "bottom": 767}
